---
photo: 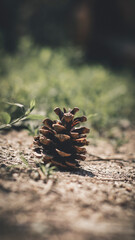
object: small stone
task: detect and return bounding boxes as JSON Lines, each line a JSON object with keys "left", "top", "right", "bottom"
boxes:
{"left": 13, "top": 173, "right": 19, "bottom": 178}
{"left": 30, "top": 171, "right": 40, "bottom": 181}
{"left": 126, "top": 187, "right": 132, "bottom": 192}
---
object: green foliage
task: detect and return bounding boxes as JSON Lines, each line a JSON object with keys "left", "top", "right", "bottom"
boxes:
{"left": 40, "top": 163, "right": 56, "bottom": 177}
{"left": 0, "top": 99, "right": 43, "bottom": 130}
{"left": 20, "top": 154, "right": 29, "bottom": 167}
{"left": 36, "top": 162, "right": 56, "bottom": 178}
{"left": 0, "top": 38, "right": 135, "bottom": 130}
{"left": 0, "top": 112, "right": 11, "bottom": 124}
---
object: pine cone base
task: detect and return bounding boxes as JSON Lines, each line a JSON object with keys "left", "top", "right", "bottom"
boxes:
{"left": 33, "top": 107, "right": 90, "bottom": 169}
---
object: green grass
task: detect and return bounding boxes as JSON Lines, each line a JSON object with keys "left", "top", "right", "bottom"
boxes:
{"left": 0, "top": 38, "right": 135, "bottom": 130}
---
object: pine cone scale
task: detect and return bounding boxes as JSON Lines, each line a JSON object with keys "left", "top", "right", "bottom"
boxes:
{"left": 65, "top": 161, "right": 77, "bottom": 168}
{"left": 71, "top": 127, "right": 90, "bottom": 134}
{"left": 52, "top": 124, "right": 66, "bottom": 133}
{"left": 55, "top": 134, "right": 70, "bottom": 142}
{"left": 56, "top": 149, "right": 71, "bottom": 157}
{"left": 73, "top": 146, "right": 86, "bottom": 154}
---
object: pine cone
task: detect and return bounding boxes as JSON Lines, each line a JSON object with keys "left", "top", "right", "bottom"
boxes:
{"left": 33, "top": 107, "right": 90, "bottom": 169}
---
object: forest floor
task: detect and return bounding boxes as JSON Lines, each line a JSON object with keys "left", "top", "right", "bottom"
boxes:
{"left": 0, "top": 127, "right": 135, "bottom": 240}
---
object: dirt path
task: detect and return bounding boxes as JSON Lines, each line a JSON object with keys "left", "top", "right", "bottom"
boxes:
{"left": 0, "top": 130, "right": 135, "bottom": 240}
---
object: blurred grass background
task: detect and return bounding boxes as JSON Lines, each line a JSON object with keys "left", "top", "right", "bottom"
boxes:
{"left": 0, "top": 0, "right": 135, "bottom": 131}
{"left": 0, "top": 37, "right": 135, "bottom": 131}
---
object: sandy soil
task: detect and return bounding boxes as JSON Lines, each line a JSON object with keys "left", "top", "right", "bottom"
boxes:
{"left": 0, "top": 129, "right": 135, "bottom": 240}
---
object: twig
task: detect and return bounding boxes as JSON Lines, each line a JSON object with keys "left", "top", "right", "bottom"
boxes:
{"left": 87, "top": 153, "right": 129, "bottom": 162}
{"left": 93, "top": 177, "right": 129, "bottom": 181}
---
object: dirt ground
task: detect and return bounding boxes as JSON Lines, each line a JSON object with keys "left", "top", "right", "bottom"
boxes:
{"left": 0, "top": 128, "right": 135, "bottom": 240}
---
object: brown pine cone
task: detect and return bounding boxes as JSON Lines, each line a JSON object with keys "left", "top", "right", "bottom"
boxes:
{"left": 33, "top": 107, "right": 90, "bottom": 169}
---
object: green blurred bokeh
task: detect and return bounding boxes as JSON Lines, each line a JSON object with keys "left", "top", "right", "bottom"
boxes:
{"left": 0, "top": 38, "right": 135, "bottom": 130}
{"left": 0, "top": 1, "right": 135, "bottom": 131}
